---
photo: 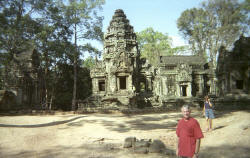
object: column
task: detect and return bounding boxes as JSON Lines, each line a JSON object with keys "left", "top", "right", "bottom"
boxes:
{"left": 197, "top": 74, "right": 204, "bottom": 96}
{"left": 187, "top": 82, "right": 192, "bottom": 97}
{"left": 146, "top": 77, "right": 152, "bottom": 91}
{"left": 176, "top": 84, "right": 180, "bottom": 97}
{"left": 127, "top": 75, "right": 133, "bottom": 92}
{"left": 92, "top": 78, "right": 97, "bottom": 94}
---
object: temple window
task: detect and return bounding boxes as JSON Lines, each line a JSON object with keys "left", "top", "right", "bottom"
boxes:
{"left": 98, "top": 80, "right": 105, "bottom": 91}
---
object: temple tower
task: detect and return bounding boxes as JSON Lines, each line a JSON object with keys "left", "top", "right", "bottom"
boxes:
{"left": 90, "top": 9, "right": 140, "bottom": 106}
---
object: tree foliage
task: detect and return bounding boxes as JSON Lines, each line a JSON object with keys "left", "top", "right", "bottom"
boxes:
{"left": 0, "top": 0, "right": 105, "bottom": 111}
{"left": 177, "top": 0, "right": 248, "bottom": 67}
{"left": 57, "top": 0, "right": 104, "bottom": 110}
{"left": 82, "top": 56, "right": 95, "bottom": 68}
{"left": 136, "top": 27, "right": 186, "bottom": 66}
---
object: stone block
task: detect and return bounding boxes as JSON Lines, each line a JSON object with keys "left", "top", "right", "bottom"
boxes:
{"left": 148, "top": 139, "right": 166, "bottom": 153}
{"left": 134, "top": 147, "right": 148, "bottom": 154}
{"left": 134, "top": 140, "right": 150, "bottom": 148}
{"left": 123, "top": 137, "right": 136, "bottom": 148}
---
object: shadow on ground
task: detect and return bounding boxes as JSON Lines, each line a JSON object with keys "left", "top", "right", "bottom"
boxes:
{"left": 0, "top": 116, "right": 85, "bottom": 128}
{"left": 0, "top": 143, "right": 176, "bottom": 158}
{"left": 65, "top": 113, "right": 180, "bottom": 133}
{"left": 200, "top": 145, "right": 250, "bottom": 158}
{"left": 1, "top": 143, "right": 249, "bottom": 158}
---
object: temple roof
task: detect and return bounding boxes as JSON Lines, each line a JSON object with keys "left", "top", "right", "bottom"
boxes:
{"left": 159, "top": 55, "right": 206, "bottom": 65}
{"left": 107, "top": 9, "right": 134, "bottom": 34}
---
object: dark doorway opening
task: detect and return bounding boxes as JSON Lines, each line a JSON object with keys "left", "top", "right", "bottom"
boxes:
{"left": 119, "top": 76, "right": 126, "bottom": 89}
{"left": 181, "top": 85, "right": 187, "bottom": 96}
{"left": 205, "top": 86, "right": 210, "bottom": 95}
{"left": 236, "top": 80, "right": 243, "bottom": 89}
{"left": 98, "top": 80, "right": 105, "bottom": 91}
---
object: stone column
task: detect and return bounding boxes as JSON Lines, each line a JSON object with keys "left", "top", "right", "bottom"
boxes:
{"left": 162, "top": 77, "right": 167, "bottom": 96}
{"left": 92, "top": 78, "right": 97, "bottom": 94}
{"left": 111, "top": 75, "right": 117, "bottom": 92}
{"left": 176, "top": 84, "right": 180, "bottom": 97}
{"left": 127, "top": 75, "right": 133, "bottom": 92}
{"left": 209, "top": 73, "right": 217, "bottom": 95}
{"left": 16, "top": 88, "right": 22, "bottom": 105}
{"left": 197, "top": 74, "right": 204, "bottom": 96}
{"left": 187, "top": 82, "right": 192, "bottom": 97}
{"left": 146, "top": 76, "right": 152, "bottom": 91}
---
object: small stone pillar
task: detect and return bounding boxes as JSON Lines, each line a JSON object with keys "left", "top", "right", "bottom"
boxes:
{"left": 176, "top": 84, "right": 180, "bottom": 97}
{"left": 146, "top": 76, "right": 152, "bottom": 91}
{"left": 197, "top": 74, "right": 204, "bottom": 96}
{"left": 187, "top": 82, "right": 192, "bottom": 97}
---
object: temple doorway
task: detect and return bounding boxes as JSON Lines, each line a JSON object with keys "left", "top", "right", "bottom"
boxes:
{"left": 181, "top": 85, "right": 187, "bottom": 96}
{"left": 119, "top": 76, "right": 126, "bottom": 89}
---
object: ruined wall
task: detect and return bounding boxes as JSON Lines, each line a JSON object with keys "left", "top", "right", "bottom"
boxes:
{"left": 3, "top": 49, "right": 41, "bottom": 107}
{"left": 217, "top": 36, "right": 250, "bottom": 97}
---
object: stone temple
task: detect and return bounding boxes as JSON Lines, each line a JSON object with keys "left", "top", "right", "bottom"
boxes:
{"left": 90, "top": 9, "right": 140, "bottom": 108}
{"left": 81, "top": 9, "right": 220, "bottom": 109}
{"left": 2, "top": 9, "right": 249, "bottom": 111}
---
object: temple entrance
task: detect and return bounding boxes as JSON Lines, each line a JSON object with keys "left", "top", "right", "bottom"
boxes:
{"left": 181, "top": 85, "right": 187, "bottom": 96}
{"left": 236, "top": 80, "right": 243, "bottom": 89}
{"left": 119, "top": 76, "right": 126, "bottom": 89}
{"left": 98, "top": 80, "right": 105, "bottom": 91}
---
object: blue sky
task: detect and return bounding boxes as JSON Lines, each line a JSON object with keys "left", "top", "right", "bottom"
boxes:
{"left": 100, "top": 0, "right": 204, "bottom": 47}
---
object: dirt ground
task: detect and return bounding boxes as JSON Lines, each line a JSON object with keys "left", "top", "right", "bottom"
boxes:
{"left": 0, "top": 109, "right": 250, "bottom": 158}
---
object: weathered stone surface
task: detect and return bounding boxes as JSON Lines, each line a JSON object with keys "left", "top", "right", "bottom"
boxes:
{"left": 123, "top": 137, "right": 136, "bottom": 148}
{"left": 86, "top": 9, "right": 216, "bottom": 110}
{"left": 148, "top": 139, "right": 166, "bottom": 153}
{"left": 2, "top": 48, "right": 41, "bottom": 107}
{"left": 217, "top": 36, "right": 250, "bottom": 97}
{"left": 80, "top": 10, "right": 250, "bottom": 111}
{"left": 134, "top": 140, "right": 150, "bottom": 148}
{"left": 88, "top": 9, "right": 140, "bottom": 108}
{"left": 0, "top": 90, "right": 16, "bottom": 110}
{"left": 134, "top": 147, "right": 148, "bottom": 154}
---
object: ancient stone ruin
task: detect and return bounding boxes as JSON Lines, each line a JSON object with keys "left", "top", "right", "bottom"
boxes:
{"left": 215, "top": 35, "right": 250, "bottom": 109}
{"left": 78, "top": 9, "right": 219, "bottom": 110}
{"left": 86, "top": 9, "right": 141, "bottom": 109}
{"left": 1, "top": 9, "right": 249, "bottom": 111}
{"left": 0, "top": 48, "right": 41, "bottom": 110}
{"left": 123, "top": 136, "right": 173, "bottom": 155}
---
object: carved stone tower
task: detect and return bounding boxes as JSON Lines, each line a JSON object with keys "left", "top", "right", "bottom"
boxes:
{"left": 90, "top": 9, "right": 140, "bottom": 107}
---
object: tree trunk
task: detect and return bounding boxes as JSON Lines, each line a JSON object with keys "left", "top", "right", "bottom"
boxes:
{"left": 72, "top": 23, "right": 77, "bottom": 111}
{"left": 44, "top": 50, "right": 49, "bottom": 109}
{"left": 72, "top": 56, "right": 77, "bottom": 110}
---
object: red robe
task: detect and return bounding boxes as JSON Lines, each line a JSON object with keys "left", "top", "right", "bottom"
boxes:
{"left": 176, "top": 117, "right": 204, "bottom": 157}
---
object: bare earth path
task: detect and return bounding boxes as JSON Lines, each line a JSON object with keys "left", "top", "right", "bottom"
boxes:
{"left": 0, "top": 110, "right": 250, "bottom": 158}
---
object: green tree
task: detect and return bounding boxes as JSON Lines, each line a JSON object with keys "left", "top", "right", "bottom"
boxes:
{"left": 82, "top": 56, "right": 95, "bottom": 68}
{"left": 0, "top": 0, "right": 47, "bottom": 59}
{"left": 177, "top": 0, "right": 248, "bottom": 67}
{"left": 136, "top": 27, "right": 186, "bottom": 66}
{"left": 177, "top": 8, "right": 208, "bottom": 56}
{"left": 35, "top": 0, "right": 81, "bottom": 109}
{"left": 58, "top": 0, "right": 104, "bottom": 110}
{"left": 0, "top": 0, "right": 49, "bottom": 101}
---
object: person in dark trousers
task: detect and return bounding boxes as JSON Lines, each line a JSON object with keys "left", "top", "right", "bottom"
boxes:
{"left": 176, "top": 105, "right": 204, "bottom": 158}
{"left": 203, "top": 95, "right": 215, "bottom": 132}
